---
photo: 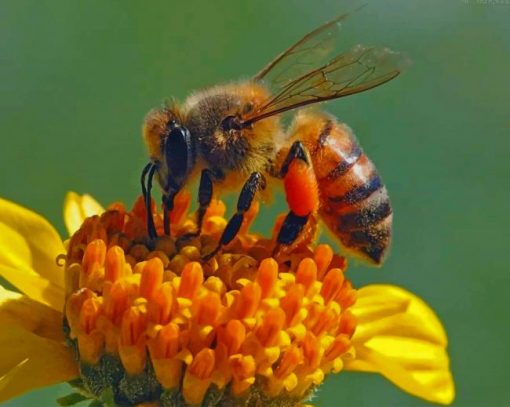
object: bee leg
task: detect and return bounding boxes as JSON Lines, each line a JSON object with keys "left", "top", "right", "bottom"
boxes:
{"left": 162, "top": 190, "right": 178, "bottom": 236}
{"left": 277, "top": 211, "right": 309, "bottom": 245}
{"left": 275, "top": 140, "right": 319, "bottom": 253}
{"left": 202, "top": 172, "right": 266, "bottom": 261}
{"left": 178, "top": 169, "right": 215, "bottom": 243}
{"left": 279, "top": 140, "right": 309, "bottom": 177}
{"left": 162, "top": 196, "right": 170, "bottom": 236}
{"left": 141, "top": 162, "right": 158, "bottom": 240}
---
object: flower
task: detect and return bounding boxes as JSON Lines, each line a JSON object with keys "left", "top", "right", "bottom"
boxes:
{"left": 0, "top": 192, "right": 454, "bottom": 406}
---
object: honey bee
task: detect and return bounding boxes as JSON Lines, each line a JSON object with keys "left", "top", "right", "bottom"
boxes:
{"left": 142, "top": 13, "right": 406, "bottom": 265}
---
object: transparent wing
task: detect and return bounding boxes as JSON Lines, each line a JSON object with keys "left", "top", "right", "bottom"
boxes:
{"left": 246, "top": 45, "right": 407, "bottom": 124}
{"left": 253, "top": 13, "right": 352, "bottom": 89}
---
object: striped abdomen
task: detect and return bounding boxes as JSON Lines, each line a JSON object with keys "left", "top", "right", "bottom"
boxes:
{"left": 289, "top": 112, "right": 392, "bottom": 265}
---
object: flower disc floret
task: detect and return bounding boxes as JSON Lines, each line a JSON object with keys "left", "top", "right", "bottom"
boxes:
{"left": 63, "top": 196, "right": 356, "bottom": 406}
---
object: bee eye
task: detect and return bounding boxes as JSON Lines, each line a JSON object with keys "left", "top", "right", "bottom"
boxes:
{"left": 164, "top": 125, "right": 193, "bottom": 184}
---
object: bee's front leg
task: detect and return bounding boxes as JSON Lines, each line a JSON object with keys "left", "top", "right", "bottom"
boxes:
{"left": 202, "top": 172, "right": 266, "bottom": 261}
{"left": 274, "top": 140, "right": 319, "bottom": 255}
{"left": 177, "top": 168, "right": 216, "bottom": 243}
{"left": 162, "top": 189, "right": 178, "bottom": 236}
{"left": 141, "top": 162, "right": 158, "bottom": 240}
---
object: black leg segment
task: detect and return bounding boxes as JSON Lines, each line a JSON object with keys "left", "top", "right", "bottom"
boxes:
{"left": 163, "top": 197, "right": 170, "bottom": 236}
{"left": 203, "top": 172, "right": 265, "bottom": 260}
{"left": 162, "top": 191, "right": 178, "bottom": 236}
{"left": 195, "top": 169, "right": 215, "bottom": 235}
{"left": 141, "top": 162, "right": 158, "bottom": 240}
{"left": 178, "top": 169, "right": 215, "bottom": 243}
{"left": 279, "top": 140, "right": 309, "bottom": 178}
{"left": 277, "top": 211, "right": 309, "bottom": 245}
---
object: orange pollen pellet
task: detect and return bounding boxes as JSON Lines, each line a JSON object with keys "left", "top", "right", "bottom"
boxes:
{"left": 188, "top": 348, "right": 215, "bottom": 380}
{"left": 275, "top": 345, "right": 302, "bottom": 379}
{"left": 235, "top": 283, "right": 261, "bottom": 319}
{"left": 82, "top": 239, "right": 106, "bottom": 274}
{"left": 79, "top": 297, "right": 102, "bottom": 335}
{"left": 256, "top": 308, "right": 285, "bottom": 347}
{"left": 105, "top": 245, "right": 126, "bottom": 282}
{"left": 140, "top": 258, "right": 164, "bottom": 300}
{"left": 178, "top": 262, "right": 204, "bottom": 299}
{"left": 255, "top": 258, "right": 278, "bottom": 298}
{"left": 320, "top": 268, "right": 344, "bottom": 304}
{"left": 284, "top": 160, "right": 319, "bottom": 217}
{"left": 120, "top": 306, "right": 146, "bottom": 346}
{"left": 295, "top": 258, "right": 317, "bottom": 293}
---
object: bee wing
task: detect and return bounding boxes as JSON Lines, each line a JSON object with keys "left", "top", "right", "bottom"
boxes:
{"left": 248, "top": 12, "right": 408, "bottom": 125}
{"left": 254, "top": 13, "right": 352, "bottom": 88}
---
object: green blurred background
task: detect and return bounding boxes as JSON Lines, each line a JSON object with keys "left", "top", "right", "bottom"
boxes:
{"left": 1, "top": 0, "right": 508, "bottom": 405}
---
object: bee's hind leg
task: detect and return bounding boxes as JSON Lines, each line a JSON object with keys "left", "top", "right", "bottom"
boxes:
{"left": 274, "top": 140, "right": 319, "bottom": 256}
{"left": 202, "top": 172, "right": 266, "bottom": 261}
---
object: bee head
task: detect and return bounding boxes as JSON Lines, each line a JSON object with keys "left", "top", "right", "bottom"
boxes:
{"left": 143, "top": 106, "right": 194, "bottom": 191}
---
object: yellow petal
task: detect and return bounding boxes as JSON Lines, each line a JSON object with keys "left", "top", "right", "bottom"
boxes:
{"left": 64, "top": 192, "right": 104, "bottom": 236}
{"left": 0, "top": 263, "right": 63, "bottom": 311}
{"left": 0, "top": 331, "right": 78, "bottom": 402}
{"left": 0, "top": 198, "right": 66, "bottom": 306}
{"left": 0, "top": 286, "right": 64, "bottom": 342}
{"left": 0, "top": 287, "right": 77, "bottom": 401}
{"left": 346, "top": 284, "right": 455, "bottom": 405}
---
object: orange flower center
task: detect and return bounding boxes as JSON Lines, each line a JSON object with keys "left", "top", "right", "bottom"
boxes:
{"left": 63, "top": 194, "right": 357, "bottom": 406}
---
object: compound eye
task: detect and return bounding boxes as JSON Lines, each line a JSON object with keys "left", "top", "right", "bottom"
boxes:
{"left": 164, "top": 125, "right": 193, "bottom": 184}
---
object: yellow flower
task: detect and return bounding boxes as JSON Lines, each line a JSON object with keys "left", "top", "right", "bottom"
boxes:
{"left": 0, "top": 192, "right": 454, "bottom": 405}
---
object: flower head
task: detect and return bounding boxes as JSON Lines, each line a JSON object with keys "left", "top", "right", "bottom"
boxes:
{"left": 63, "top": 193, "right": 358, "bottom": 405}
{"left": 0, "top": 193, "right": 454, "bottom": 406}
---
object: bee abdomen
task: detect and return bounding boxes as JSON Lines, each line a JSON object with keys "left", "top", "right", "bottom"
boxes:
{"left": 291, "top": 112, "right": 392, "bottom": 265}
{"left": 328, "top": 173, "right": 383, "bottom": 206}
